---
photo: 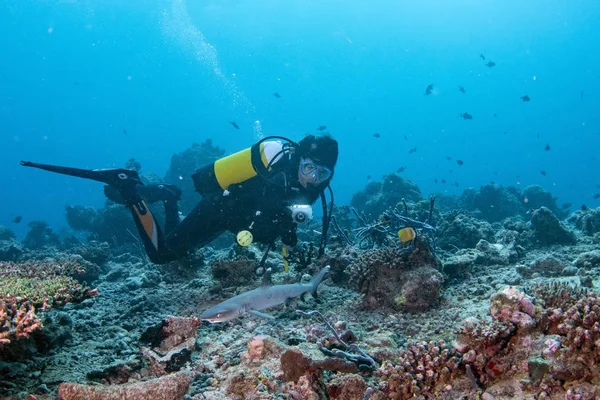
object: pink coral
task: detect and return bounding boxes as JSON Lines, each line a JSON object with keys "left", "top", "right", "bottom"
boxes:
{"left": 376, "top": 340, "right": 461, "bottom": 399}
{"left": 556, "top": 293, "right": 600, "bottom": 360}
{"left": 489, "top": 286, "right": 536, "bottom": 330}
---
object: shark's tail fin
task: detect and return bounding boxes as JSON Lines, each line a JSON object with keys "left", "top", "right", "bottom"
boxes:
{"left": 308, "top": 265, "right": 331, "bottom": 298}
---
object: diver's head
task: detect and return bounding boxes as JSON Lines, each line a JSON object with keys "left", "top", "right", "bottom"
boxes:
{"left": 295, "top": 135, "right": 338, "bottom": 188}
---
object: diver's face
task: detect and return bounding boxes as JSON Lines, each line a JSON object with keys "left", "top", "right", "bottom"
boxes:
{"left": 298, "top": 157, "right": 332, "bottom": 188}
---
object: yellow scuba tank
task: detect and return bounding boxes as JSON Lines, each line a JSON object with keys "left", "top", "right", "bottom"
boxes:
{"left": 192, "top": 141, "right": 285, "bottom": 195}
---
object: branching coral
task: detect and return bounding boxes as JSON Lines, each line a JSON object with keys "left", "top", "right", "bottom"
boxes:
{"left": 0, "top": 259, "right": 98, "bottom": 347}
{"left": 376, "top": 340, "right": 461, "bottom": 399}
{"left": 454, "top": 317, "right": 516, "bottom": 383}
{"left": 529, "top": 281, "right": 589, "bottom": 311}
{"left": 555, "top": 293, "right": 600, "bottom": 362}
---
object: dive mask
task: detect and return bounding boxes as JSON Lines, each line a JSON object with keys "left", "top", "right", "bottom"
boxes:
{"left": 300, "top": 160, "right": 332, "bottom": 184}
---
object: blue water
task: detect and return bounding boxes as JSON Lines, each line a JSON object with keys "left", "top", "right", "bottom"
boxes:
{"left": 1, "top": 0, "right": 599, "bottom": 238}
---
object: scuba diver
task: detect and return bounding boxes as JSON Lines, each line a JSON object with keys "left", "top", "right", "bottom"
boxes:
{"left": 20, "top": 135, "right": 338, "bottom": 267}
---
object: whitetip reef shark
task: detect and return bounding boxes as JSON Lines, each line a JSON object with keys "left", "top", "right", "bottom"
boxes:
{"left": 200, "top": 265, "right": 330, "bottom": 323}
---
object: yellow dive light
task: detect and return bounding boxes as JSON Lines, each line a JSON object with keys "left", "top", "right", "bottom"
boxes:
{"left": 237, "top": 230, "right": 253, "bottom": 246}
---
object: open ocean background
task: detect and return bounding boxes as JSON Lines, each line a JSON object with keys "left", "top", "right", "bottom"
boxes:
{"left": 1, "top": 0, "right": 599, "bottom": 239}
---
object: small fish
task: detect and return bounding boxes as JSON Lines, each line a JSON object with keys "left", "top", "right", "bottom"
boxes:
{"left": 12, "top": 216, "right": 22, "bottom": 224}
{"left": 504, "top": 131, "right": 507, "bottom": 135}
{"left": 373, "top": 133, "right": 380, "bottom": 138}
{"left": 454, "top": 182, "right": 459, "bottom": 187}
{"left": 536, "top": 133, "right": 540, "bottom": 139}
{"left": 541, "top": 170, "right": 547, "bottom": 176}
{"left": 273, "top": 92, "right": 281, "bottom": 98}
{"left": 582, "top": 204, "right": 589, "bottom": 211}
{"left": 485, "top": 61, "right": 496, "bottom": 68}
{"left": 494, "top": 113, "right": 497, "bottom": 117}
{"left": 403, "top": 135, "right": 408, "bottom": 140}
{"left": 230, "top": 121, "right": 240, "bottom": 129}
{"left": 123, "top": 129, "right": 127, "bottom": 135}
{"left": 459, "top": 112, "right": 473, "bottom": 120}
{"left": 367, "top": 175, "right": 371, "bottom": 180}
{"left": 398, "top": 227, "right": 416, "bottom": 243}
{"left": 545, "top": 143, "right": 550, "bottom": 151}
{"left": 434, "top": 179, "right": 438, "bottom": 183}
{"left": 446, "top": 156, "right": 452, "bottom": 161}
{"left": 593, "top": 194, "right": 600, "bottom": 199}
{"left": 521, "top": 95, "right": 531, "bottom": 102}
{"left": 581, "top": 91, "right": 584, "bottom": 99}
{"left": 596, "top": 184, "right": 600, "bottom": 189}
{"left": 408, "top": 147, "right": 417, "bottom": 154}
{"left": 425, "top": 84, "right": 434, "bottom": 96}
{"left": 458, "top": 85, "right": 466, "bottom": 94}
{"left": 316, "top": 125, "right": 327, "bottom": 131}
{"left": 442, "top": 179, "right": 447, "bottom": 184}
{"left": 397, "top": 166, "right": 406, "bottom": 173}
{"left": 480, "top": 54, "right": 486, "bottom": 60}
{"left": 457, "top": 160, "right": 464, "bottom": 166}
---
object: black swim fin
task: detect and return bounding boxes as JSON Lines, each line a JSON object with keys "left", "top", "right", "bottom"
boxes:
{"left": 20, "top": 161, "right": 142, "bottom": 205}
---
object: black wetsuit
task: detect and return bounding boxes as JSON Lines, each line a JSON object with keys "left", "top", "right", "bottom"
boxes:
{"left": 159, "top": 158, "right": 319, "bottom": 262}
{"left": 21, "top": 146, "right": 326, "bottom": 265}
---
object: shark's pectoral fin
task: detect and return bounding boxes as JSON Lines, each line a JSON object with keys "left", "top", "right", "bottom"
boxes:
{"left": 300, "top": 293, "right": 307, "bottom": 302}
{"left": 248, "top": 309, "right": 275, "bottom": 319}
{"left": 285, "top": 298, "right": 294, "bottom": 307}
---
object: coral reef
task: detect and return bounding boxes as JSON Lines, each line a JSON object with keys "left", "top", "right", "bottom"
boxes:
{"left": 22, "top": 221, "right": 61, "bottom": 250}
{"left": 530, "top": 206, "right": 577, "bottom": 245}
{"left": 346, "top": 237, "right": 443, "bottom": 311}
{"left": 3, "top": 169, "right": 600, "bottom": 400}
{"left": 0, "top": 258, "right": 99, "bottom": 349}
{"left": 436, "top": 211, "right": 495, "bottom": 250}
{"left": 0, "top": 238, "right": 24, "bottom": 262}
{"left": 443, "top": 235, "right": 524, "bottom": 281}
{"left": 517, "top": 254, "right": 571, "bottom": 278}
{"left": 65, "top": 203, "right": 140, "bottom": 246}
{"left": 522, "top": 184, "right": 568, "bottom": 219}
{"left": 0, "top": 226, "right": 15, "bottom": 241}
{"left": 459, "top": 184, "right": 523, "bottom": 222}
{"left": 350, "top": 173, "right": 423, "bottom": 220}
{"left": 210, "top": 256, "right": 257, "bottom": 288}
{"left": 568, "top": 206, "right": 600, "bottom": 236}
{"left": 376, "top": 341, "right": 462, "bottom": 398}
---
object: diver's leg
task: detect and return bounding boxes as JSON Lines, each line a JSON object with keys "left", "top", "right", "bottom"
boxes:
{"left": 20, "top": 160, "right": 181, "bottom": 263}
{"left": 107, "top": 184, "right": 183, "bottom": 264}
{"left": 163, "top": 198, "right": 227, "bottom": 256}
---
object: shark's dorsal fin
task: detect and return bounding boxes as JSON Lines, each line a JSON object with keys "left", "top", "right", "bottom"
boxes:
{"left": 261, "top": 268, "right": 273, "bottom": 287}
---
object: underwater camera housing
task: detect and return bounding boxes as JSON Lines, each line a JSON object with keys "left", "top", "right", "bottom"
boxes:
{"left": 289, "top": 205, "right": 313, "bottom": 224}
